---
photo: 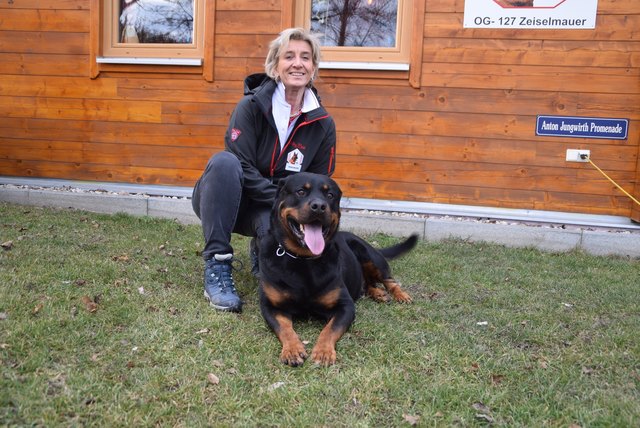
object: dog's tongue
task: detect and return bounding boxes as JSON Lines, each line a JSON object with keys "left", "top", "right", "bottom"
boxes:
{"left": 303, "top": 223, "right": 325, "bottom": 255}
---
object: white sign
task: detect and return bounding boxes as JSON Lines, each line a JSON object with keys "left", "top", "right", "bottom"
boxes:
{"left": 464, "top": 0, "right": 598, "bottom": 29}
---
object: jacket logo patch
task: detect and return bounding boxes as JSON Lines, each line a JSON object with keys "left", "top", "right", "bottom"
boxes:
{"left": 230, "top": 128, "right": 242, "bottom": 142}
{"left": 285, "top": 149, "right": 304, "bottom": 172}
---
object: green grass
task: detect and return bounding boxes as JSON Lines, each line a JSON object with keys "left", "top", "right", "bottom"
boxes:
{"left": 1, "top": 202, "right": 639, "bottom": 427}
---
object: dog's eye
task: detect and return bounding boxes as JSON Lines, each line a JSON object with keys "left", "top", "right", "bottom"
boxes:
{"left": 326, "top": 192, "right": 334, "bottom": 200}
{"left": 296, "top": 189, "right": 306, "bottom": 197}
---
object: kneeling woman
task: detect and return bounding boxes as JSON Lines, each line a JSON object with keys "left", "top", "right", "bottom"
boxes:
{"left": 191, "top": 28, "right": 337, "bottom": 312}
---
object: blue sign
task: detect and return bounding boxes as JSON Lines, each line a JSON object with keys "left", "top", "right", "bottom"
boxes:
{"left": 536, "top": 115, "right": 628, "bottom": 140}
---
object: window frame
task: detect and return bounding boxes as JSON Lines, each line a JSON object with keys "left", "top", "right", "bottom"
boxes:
{"left": 295, "top": 0, "right": 413, "bottom": 68}
{"left": 101, "top": 0, "right": 205, "bottom": 62}
{"left": 291, "top": 0, "right": 424, "bottom": 87}
{"left": 90, "top": 0, "right": 215, "bottom": 81}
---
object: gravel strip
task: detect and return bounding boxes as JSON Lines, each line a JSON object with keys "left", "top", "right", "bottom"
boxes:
{"left": 3, "top": 183, "right": 637, "bottom": 235}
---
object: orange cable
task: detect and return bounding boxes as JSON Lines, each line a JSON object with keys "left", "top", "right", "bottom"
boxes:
{"left": 585, "top": 157, "right": 640, "bottom": 207}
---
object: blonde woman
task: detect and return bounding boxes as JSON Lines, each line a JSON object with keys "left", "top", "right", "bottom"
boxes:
{"left": 192, "top": 28, "right": 336, "bottom": 312}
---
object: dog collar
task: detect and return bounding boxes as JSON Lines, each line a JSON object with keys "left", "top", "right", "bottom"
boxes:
{"left": 276, "top": 244, "right": 321, "bottom": 260}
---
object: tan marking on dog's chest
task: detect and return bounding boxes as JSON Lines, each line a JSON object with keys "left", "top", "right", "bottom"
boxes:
{"left": 315, "top": 287, "right": 341, "bottom": 309}
{"left": 262, "top": 282, "right": 291, "bottom": 307}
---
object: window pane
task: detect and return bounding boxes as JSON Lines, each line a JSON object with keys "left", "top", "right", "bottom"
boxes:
{"left": 310, "top": 0, "right": 398, "bottom": 48}
{"left": 119, "top": 0, "right": 194, "bottom": 44}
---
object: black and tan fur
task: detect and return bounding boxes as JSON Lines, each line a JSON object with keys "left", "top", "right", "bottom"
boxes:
{"left": 258, "top": 172, "right": 417, "bottom": 367}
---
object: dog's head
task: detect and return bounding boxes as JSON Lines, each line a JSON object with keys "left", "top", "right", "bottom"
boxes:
{"left": 272, "top": 172, "right": 342, "bottom": 257}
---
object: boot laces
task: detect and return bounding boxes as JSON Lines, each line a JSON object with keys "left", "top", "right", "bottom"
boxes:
{"left": 207, "top": 259, "right": 242, "bottom": 292}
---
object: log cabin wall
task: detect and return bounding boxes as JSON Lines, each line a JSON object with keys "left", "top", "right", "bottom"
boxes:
{"left": 0, "top": 0, "right": 639, "bottom": 221}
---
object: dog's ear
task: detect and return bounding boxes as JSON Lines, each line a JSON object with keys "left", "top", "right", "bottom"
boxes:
{"left": 274, "top": 175, "right": 290, "bottom": 200}
{"left": 278, "top": 178, "right": 288, "bottom": 191}
{"left": 330, "top": 178, "right": 343, "bottom": 202}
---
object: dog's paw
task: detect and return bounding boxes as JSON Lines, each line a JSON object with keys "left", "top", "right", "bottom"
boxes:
{"left": 310, "top": 344, "right": 337, "bottom": 366}
{"left": 391, "top": 289, "right": 412, "bottom": 303}
{"left": 383, "top": 279, "right": 412, "bottom": 303}
{"left": 366, "top": 286, "right": 390, "bottom": 303}
{"left": 280, "top": 343, "right": 307, "bottom": 367}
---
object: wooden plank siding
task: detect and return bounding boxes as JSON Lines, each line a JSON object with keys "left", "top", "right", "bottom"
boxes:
{"left": 0, "top": 0, "right": 639, "bottom": 221}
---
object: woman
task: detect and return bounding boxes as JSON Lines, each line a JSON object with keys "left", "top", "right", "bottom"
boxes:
{"left": 192, "top": 28, "right": 337, "bottom": 313}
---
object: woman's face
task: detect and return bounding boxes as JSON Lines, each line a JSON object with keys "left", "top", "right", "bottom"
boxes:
{"left": 277, "top": 40, "right": 315, "bottom": 91}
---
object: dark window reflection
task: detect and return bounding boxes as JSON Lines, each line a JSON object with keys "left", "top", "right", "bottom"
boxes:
{"left": 310, "top": 0, "right": 398, "bottom": 47}
{"left": 119, "top": 0, "right": 194, "bottom": 44}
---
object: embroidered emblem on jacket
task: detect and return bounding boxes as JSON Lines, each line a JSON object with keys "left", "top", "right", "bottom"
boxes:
{"left": 230, "top": 128, "right": 242, "bottom": 142}
{"left": 285, "top": 149, "right": 304, "bottom": 172}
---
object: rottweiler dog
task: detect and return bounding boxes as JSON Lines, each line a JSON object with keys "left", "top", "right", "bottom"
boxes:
{"left": 258, "top": 172, "right": 417, "bottom": 367}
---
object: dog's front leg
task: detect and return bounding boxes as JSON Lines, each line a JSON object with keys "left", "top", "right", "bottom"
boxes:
{"left": 311, "top": 296, "right": 355, "bottom": 366}
{"left": 264, "top": 310, "right": 308, "bottom": 367}
{"left": 260, "top": 282, "right": 307, "bottom": 366}
{"left": 274, "top": 313, "right": 307, "bottom": 366}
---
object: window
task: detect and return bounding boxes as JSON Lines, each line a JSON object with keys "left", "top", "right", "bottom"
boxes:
{"left": 91, "top": 0, "right": 214, "bottom": 80}
{"left": 294, "top": 0, "right": 414, "bottom": 71}
{"left": 98, "top": 0, "right": 206, "bottom": 65}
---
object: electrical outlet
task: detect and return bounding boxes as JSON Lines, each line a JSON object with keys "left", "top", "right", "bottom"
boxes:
{"left": 566, "top": 149, "right": 590, "bottom": 162}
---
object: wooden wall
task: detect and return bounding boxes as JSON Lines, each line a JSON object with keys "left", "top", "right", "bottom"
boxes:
{"left": 0, "top": 0, "right": 639, "bottom": 221}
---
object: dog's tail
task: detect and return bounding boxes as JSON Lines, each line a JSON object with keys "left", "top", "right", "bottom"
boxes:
{"left": 379, "top": 234, "right": 419, "bottom": 260}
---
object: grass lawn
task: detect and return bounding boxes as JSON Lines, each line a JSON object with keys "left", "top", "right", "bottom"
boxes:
{"left": 1, "top": 202, "right": 639, "bottom": 427}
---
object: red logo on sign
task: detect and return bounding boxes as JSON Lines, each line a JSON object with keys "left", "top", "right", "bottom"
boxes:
{"left": 494, "top": 0, "right": 566, "bottom": 8}
{"left": 230, "top": 128, "right": 242, "bottom": 142}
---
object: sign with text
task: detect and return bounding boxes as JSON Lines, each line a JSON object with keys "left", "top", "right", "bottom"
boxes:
{"left": 536, "top": 116, "right": 629, "bottom": 140}
{"left": 464, "top": 0, "right": 598, "bottom": 29}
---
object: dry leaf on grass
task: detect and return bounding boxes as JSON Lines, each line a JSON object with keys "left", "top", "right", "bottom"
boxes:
{"left": 538, "top": 358, "right": 549, "bottom": 369}
{"left": 1, "top": 241, "right": 13, "bottom": 250}
{"left": 207, "top": 373, "right": 220, "bottom": 385}
{"left": 471, "top": 401, "right": 495, "bottom": 423}
{"left": 32, "top": 303, "right": 43, "bottom": 315}
{"left": 402, "top": 414, "right": 420, "bottom": 425}
{"left": 491, "top": 374, "right": 505, "bottom": 385}
{"left": 81, "top": 296, "right": 98, "bottom": 313}
{"left": 475, "top": 413, "right": 495, "bottom": 423}
{"left": 581, "top": 366, "right": 595, "bottom": 375}
{"left": 472, "top": 401, "right": 491, "bottom": 414}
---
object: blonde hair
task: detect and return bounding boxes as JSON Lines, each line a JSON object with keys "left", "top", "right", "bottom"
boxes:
{"left": 264, "top": 28, "right": 321, "bottom": 84}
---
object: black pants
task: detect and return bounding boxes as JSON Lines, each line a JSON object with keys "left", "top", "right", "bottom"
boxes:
{"left": 192, "top": 151, "right": 270, "bottom": 260}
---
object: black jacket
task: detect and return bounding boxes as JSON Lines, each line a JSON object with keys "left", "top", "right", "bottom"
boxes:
{"left": 224, "top": 73, "right": 336, "bottom": 207}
